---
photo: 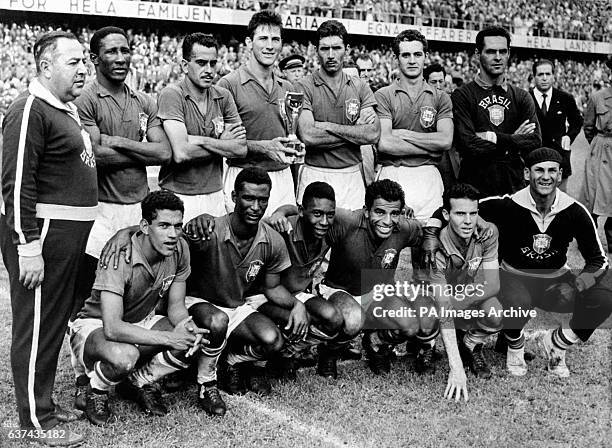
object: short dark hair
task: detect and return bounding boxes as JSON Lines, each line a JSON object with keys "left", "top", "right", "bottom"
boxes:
{"left": 90, "top": 26, "right": 129, "bottom": 56}
{"left": 302, "top": 182, "right": 335, "bottom": 209}
{"left": 365, "top": 179, "right": 405, "bottom": 210}
{"left": 247, "top": 9, "right": 283, "bottom": 40}
{"left": 452, "top": 76, "right": 464, "bottom": 88}
{"left": 475, "top": 26, "right": 511, "bottom": 53}
{"left": 316, "top": 20, "right": 348, "bottom": 47}
{"left": 442, "top": 183, "right": 480, "bottom": 211}
{"left": 424, "top": 63, "right": 445, "bottom": 82}
{"left": 234, "top": 167, "right": 272, "bottom": 194}
{"left": 33, "top": 31, "right": 80, "bottom": 73}
{"left": 532, "top": 58, "right": 555, "bottom": 76}
{"left": 141, "top": 190, "right": 184, "bottom": 224}
{"left": 182, "top": 33, "right": 218, "bottom": 60}
{"left": 392, "top": 30, "right": 428, "bottom": 57}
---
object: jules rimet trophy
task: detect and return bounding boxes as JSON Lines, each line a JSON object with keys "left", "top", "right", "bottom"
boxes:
{"left": 279, "top": 91, "right": 306, "bottom": 164}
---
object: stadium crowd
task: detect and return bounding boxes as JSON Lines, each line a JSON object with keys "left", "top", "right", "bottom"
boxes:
{"left": 152, "top": 0, "right": 612, "bottom": 41}
{"left": 0, "top": 21, "right": 608, "bottom": 124}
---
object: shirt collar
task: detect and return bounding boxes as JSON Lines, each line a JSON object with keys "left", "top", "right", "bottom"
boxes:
{"left": 180, "top": 77, "right": 224, "bottom": 100}
{"left": 313, "top": 69, "right": 353, "bottom": 87}
{"left": 511, "top": 186, "right": 574, "bottom": 216}
{"left": 533, "top": 87, "right": 552, "bottom": 102}
{"left": 391, "top": 78, "right": 434, "bottom": 96}
{"left": 130, "top": 232, "right": 149, "bottom": 267}
{"left": 28, "top": 78, "right": 81, "bottom": 123}
{"left": 222, "top": 214, "right": 269, "bottom": 246}
{"left": 93, "top": 78, "right": 137, "bottom": 99}
{"left": 440, "top": 226, "right": 477, "bottom": 261}
{"left": 292, "top": 216, "right": 306, "bottom": 243}
{"left": 239, "top": 66, "right": 284, "bottom": 88}
{"left": 474, "top": 72, "right": 508, "bottom": 92}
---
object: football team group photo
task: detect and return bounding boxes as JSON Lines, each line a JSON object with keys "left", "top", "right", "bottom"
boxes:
{"left": 0, "top": 1, "right": 610, "bottom": 447}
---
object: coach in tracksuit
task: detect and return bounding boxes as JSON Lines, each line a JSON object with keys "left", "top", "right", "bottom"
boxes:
{"left": 0, "top": 32, "right": 96, "bottom": 444}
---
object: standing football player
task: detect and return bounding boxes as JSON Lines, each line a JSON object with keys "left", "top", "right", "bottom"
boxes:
{"left": 375, "top": 30, "right": 453, "bottom": 222}
{"left": 452, "top": 26, "right": 541, "bottom": 197}
{"left": 217, "top": 10, "right": 300, "bottom": 216}
{"left": 157, "top": 33, "right": 246, "bottom": 222}
{"left": 295, "top": 20, "right": 380, "bottom": 210}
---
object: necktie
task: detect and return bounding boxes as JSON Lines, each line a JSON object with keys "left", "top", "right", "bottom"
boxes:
{"left": 541, "top": 93, "right": 548, "bottom": 117}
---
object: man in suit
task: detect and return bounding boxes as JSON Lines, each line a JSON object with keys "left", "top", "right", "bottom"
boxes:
{"left": 530, "top": 59, "right": 583, "bottom": 192}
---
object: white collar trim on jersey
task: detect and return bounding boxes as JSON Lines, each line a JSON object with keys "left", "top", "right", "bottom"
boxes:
{"left": 28, "top": 78, "right": 81, "bottom": 124}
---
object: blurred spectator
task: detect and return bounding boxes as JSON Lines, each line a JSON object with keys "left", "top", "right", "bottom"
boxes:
{"left": 0, "top": 20, "right": 606, "bottom": 120}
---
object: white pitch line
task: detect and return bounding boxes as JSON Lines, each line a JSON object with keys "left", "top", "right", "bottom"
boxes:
{"left": 231, "top": 395, "right": 362, "bottom": 448}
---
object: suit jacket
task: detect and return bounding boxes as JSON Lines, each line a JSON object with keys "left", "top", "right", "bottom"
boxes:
{"left": 530, "top": 87, "right": 583, "bottom": 177}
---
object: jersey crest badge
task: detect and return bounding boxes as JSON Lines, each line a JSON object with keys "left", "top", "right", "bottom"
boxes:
{"left": 138, "top": 112, "right": 148, "bottom": 142}
{"left": 212, "top": 116, "right": 225, "bottom": 138}
{"left": 159, "top": 274, "right": 176, "bottom": 297}
{"left": 345, "top": 98, "right": 360, "bottom": 123}
{"left": 488, "top": 104, "right": 505, "bottom": 126}
{"left": 466, "top": 256, "right": 482, "bottom": 277}
{"left": 246, "top": 260, "right": 264, "bottom": 282}
{"left": 419, "top": 106, "right": 436, "bottom": 128}
{"left": 381, "top": 248, "right": 398, "bottom": 269}
{"left": 80, "top": 129, "right": 96, "bottom": 168}
{"left": 533, "top": 234, "right": 552, "bottom": 254}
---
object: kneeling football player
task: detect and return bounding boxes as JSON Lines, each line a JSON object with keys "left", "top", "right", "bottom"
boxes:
{"left": 429, "top": 183, "right": 503, "bottom": 380}
{"left": 70, "top": 191, "right": 208, "bottom": 425}
{"left": 184, "top": 167, "right": 309, "bottom": 396}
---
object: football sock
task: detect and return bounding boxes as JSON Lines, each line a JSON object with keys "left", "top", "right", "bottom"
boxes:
{"left": 464, "top": 328, "right": 499, "bottom": 351}
{"left": 197, "top": 341, "right": 226, "bottom": 385}
{"left": 281, "top": 325, "right": 337, "bottom": 358}
{"left": 416, "top": 327, "right": 439, "bottom": 348}
{"left": 89, "top": 361, "right": 119, "bottom": 393}
{"left": 226, "top": 344, "right": 265, "bottom": 366}
{"left": 504, "top": 330, "right": 525, "bottom": 350}
{"left": 552, "top": 327, "right": 580, "bottom": 350}
{"left": 129, "top": 351, "right": 189, "bottom": 388}
{"left": 199, "top": 381, "right": 217, "bottom": 398}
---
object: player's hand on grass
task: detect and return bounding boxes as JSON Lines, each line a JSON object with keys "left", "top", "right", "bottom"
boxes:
{"left": 513, "top": 120, "right": 536, "bottom": 135}
{"left": 168, "top": 317, "right": 210, "bottom": 352}
{"left": 100, "top": 228, "right": 133, "bottom": 269}
{"left": 220, "top": 122, "right": 246, "bottom": 140}
{"left": 268, "top": 212, "right": 293, "bottom": 234}
{"left": 184, "top": 213, "right": 215, "bottom": 241}
{"left": 285, "top": 301, "right": 310, "bottom": 341}
{"left": 18, "top": 254, "right": 44, "bottom": 289}
{"left": 357, "top": 108, "right": 377, "bottom": 125}
{"left": 445, "top": 368, "right": 469, "bottom": 402}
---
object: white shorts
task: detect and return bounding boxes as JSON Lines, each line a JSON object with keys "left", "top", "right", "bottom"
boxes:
{"left": 223, "top": 166, "right": 296, "bottom": 217}
{"left": 85, "top": 202, "right": 142, "bottom": 258}
{"left": 184, "top": 295, "right": 267, "bottom": 338}
{"left": 173, "top": 190, "right": 226, "bottom": 223}
{"left": 376, "top": 165, "right": 443, "bottom": 221}
{"left": 297, "top": 164, "right": 364, "bottom": 211}
{"left": 69, "top": 312, "right": 165, "bottom": 372}
{"left": 318, "top": 284, "right": 362, "bottom": 307}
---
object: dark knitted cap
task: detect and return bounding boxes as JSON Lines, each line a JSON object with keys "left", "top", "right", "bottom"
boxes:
{"left": 524, "top": 147, "right": 563, "bottom": 168}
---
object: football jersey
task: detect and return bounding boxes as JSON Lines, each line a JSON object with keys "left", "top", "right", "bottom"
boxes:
{"left": 188, "top": 214, "right": 291, "bottom": 308}
{"left": 430, "top": 225, "right": 498, "bottom": 286}
{"left": 324, "top": 209, "right": 422, "bottom": 296}
{"left": 279, "top": 214, "right": 331, "bottom": 294}
{"left": 78, "top": 233, "right": 191, "bottom": 322}
{"left": 479, "top": 187, "right": 608, "bottom": 288}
